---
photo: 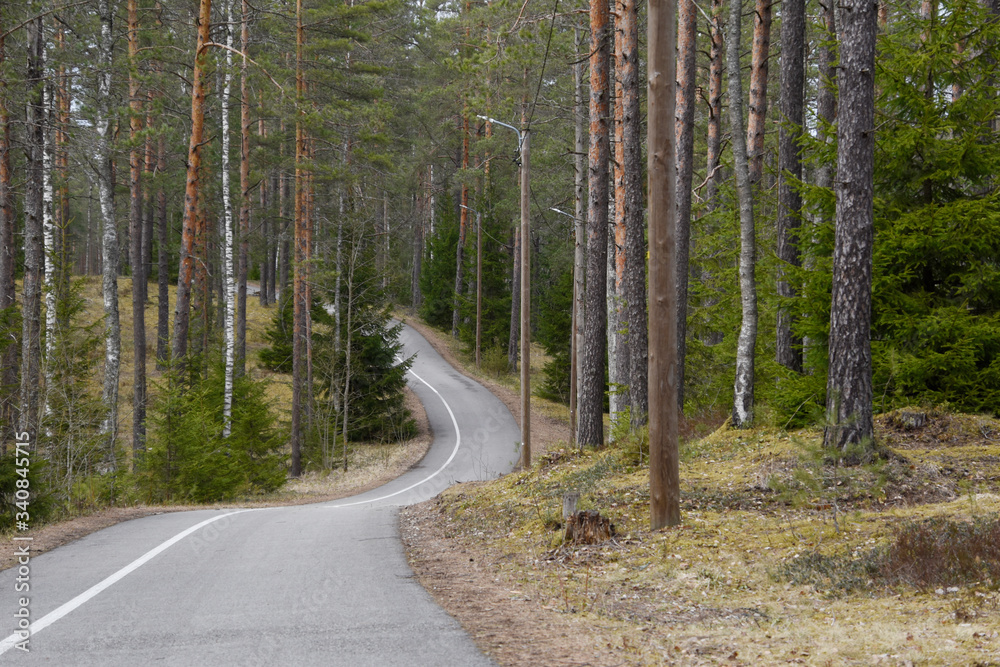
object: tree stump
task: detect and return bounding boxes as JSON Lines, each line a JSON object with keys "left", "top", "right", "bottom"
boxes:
{"left": 564, "top": 510, "right": 615, "bottom": 545}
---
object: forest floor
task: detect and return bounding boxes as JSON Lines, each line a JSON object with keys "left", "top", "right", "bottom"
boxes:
{"left": 400, "top": 319, "right": 1000, "bottom": 667}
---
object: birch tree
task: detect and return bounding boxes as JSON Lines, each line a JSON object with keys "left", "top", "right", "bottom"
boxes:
{"left": 21, "top": 17, "right": 44, "bottom": 438}
{"left": 728, "top": 0, "right": 758, "bottom": 428}
{"left": 222, "top": 0, "right": 236, "bottom": 437}
{"left": 95, "top": 0, "right": 121, "bottom": 458}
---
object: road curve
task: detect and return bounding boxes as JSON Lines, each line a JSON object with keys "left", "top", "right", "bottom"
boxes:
{"left": 0, "top": 323, "right": 520, "bottom": 665}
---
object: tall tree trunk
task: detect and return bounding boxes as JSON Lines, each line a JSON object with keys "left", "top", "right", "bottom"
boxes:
{"left": 728, "top": 0, "right": 758, "bottom": 428}
{"left": 571, "top": 26, "right": 586, "bottom": 446}
{"left": 20, "top": 17, "right": 44, "bottom": 441}
{"left": 156, "top": 134, "right": 169, "bottom": 369}
{"left": 705, "top": 0, "right": 725, "bottom": 206}
{"left": 43, "top": 63, "right": 56, "bottom": 417}
{"left": 579, "top": 0, "right": 612, "bottom": 448}
{"left": 776, "top": 0, "right": 805, "bottom": 373}
{"left": 236, "top": 0, "right": 251, "bottom": 377}
{"left": 0, "top": 22, "right": 17, "bottom": 449}
{"left": 824, "top": 0, "right": 877, "bottom": 455}
{"left": 411, "top": 173, "right": 424, "bottom": 309}
{"left": 674, "top": 0, "right": 697, "bottom": 414}
{"left": 95, "top": 2, "right": 121, "bottom": 461}
{"left": 259, "top": 110, "right": 271, "bottom": 307}
{"left": 222, "top": 0, "right": 236, "bottom": 437}
{"left": 611, "top": 4, "right": 629, "bottom": 425}
{"left": 128, "top": 0, "right": 146, "bottom": 463}
{"left": 172, "top": 0, "right": 212, "bottom": 365}
{"left": 143, "top": 93, "right": 155, "bottom": 291}
{"left": 622, "top": 0, "right": 646, "bottom": 431}
{"left": 747, "top": 0, "right": 772, "bottom": 185}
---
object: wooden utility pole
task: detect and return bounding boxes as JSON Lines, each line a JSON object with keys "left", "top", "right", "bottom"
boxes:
{"left": 519, "top": 128, "right": 531, "bottom": 469}
{"left": 647, "top": 0, "right": 680, "bottom": 529}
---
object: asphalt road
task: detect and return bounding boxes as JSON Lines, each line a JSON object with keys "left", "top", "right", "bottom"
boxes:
{"left": 0, "top": 323, "right": 520, "bottom": 665}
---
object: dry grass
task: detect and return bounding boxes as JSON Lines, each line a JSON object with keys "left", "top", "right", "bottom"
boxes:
{"left": 405, "top": 374, "right": 1000, "bottom": 666}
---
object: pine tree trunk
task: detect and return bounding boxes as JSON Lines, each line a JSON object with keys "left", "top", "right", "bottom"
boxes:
{"left": 0, "top": 25, "right": 17, "bottom": 448}
{"left": 156, "top": 135, "right": 169, "bottom": 370}
{"left": 824, "top": 0, "right": 877, "bottom": 456}
{"left": 572, "top": 26, "right": 586, "bottom": 445}
{"left": 172, "top": 0, "right": 212, "bottom": 365}
{"left": 728, "top": 0, "right": 758, "bottom": 428}
{"left": 236, "top": 0, "right": 251, "bottom": 377}
{"left": 128, "top": 0, "right": 146, "bottom": 462}
{"left": 747, "top": 0, "right": 772, "bottom": 185}
{"left": 674, "top": 0, "right": 697, "bottom": 413}
{"left": 95, "top": 2, "right": 121, "bottom": 460}
{"left": 776, "top": 0, "right": 805, "bottom": 373}
{"left": 579, "top": 0, "right": 612, "bottom": 448}
{"left": 21, "top": 18, "right": 44, "bottom": 440}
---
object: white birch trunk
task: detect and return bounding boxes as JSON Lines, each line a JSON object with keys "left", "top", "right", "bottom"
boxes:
{"left": 222, "top": 0, "right": 236, "bottom": 437}
{"left": 96, "top": 0, "right": 120, "bottom": 459}
{"left": 727, "top": 0, "right": 758, "bottom": 428}
{"left": 42, "top": 76, "right": 55, "bottom": 416}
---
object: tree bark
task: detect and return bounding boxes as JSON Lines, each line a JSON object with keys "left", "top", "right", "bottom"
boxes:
{"left": 747, "top": 0, "right": 773, "bottom": 185}
{"left": 156, "top": 134, "right": 169, "bottom": 370}
{"left": 222, "top": 0, "right": 236, "bottom": 437}
{"left": 776, "top": 0, "right": 805, "bottom": 373}
{"left": 571, "top": 26, "right": 586, "bottom": 446}
{"left": 824, "top": 0, "right": 877, "bottom": 456}
{"left": 0, "top": 23, "right": 17, "bottom": 448}
{"left": 705, "top": 0, "right": 725, "bottom": 206}
{"left": 674, "top": 0, "right": 697, "bottom": 412}
{"left": 236, "top": 0, "right": 251, "bottom": 377}
{"left": 20, "top": 17, "right": 45, "bottom": 441}
{"left": 128, "top": 0, "right": 146, "bottom": 462}
{"left": 728, "top": 0, "right": 758, "bottom": 429}
{"left": 579, "top": 0, "right": 612, "bottom": 448}
{"left": 95, "top": 1, "right": 121, "bottom": 461}
{"left": 172, "top": 0, "right": 212, "bottom": 365}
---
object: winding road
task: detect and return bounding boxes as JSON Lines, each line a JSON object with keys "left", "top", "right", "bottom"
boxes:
{"left": 0, "top": 323, "right": 520, "bottom": 665}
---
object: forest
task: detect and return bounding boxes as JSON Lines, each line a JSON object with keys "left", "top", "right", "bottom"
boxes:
{"left": 0, "top": 0, "right": 998, "bottom": 529}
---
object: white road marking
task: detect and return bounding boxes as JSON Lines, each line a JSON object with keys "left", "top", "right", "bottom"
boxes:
{"left": 0, "top": 510, "right": 254, "bottom": 655}
{"left": 325, "top": 367, "right": 461, "bottom": 508}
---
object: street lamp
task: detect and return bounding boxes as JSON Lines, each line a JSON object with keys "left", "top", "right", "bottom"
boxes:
{"left": 459, "top": 204, "right": 483, "bottom": 370}
{"left": 478, "top": 114, "right": 531, "bottom": 470}
{"left": 550, "top": 207, "right": 579, "bottom": 449}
